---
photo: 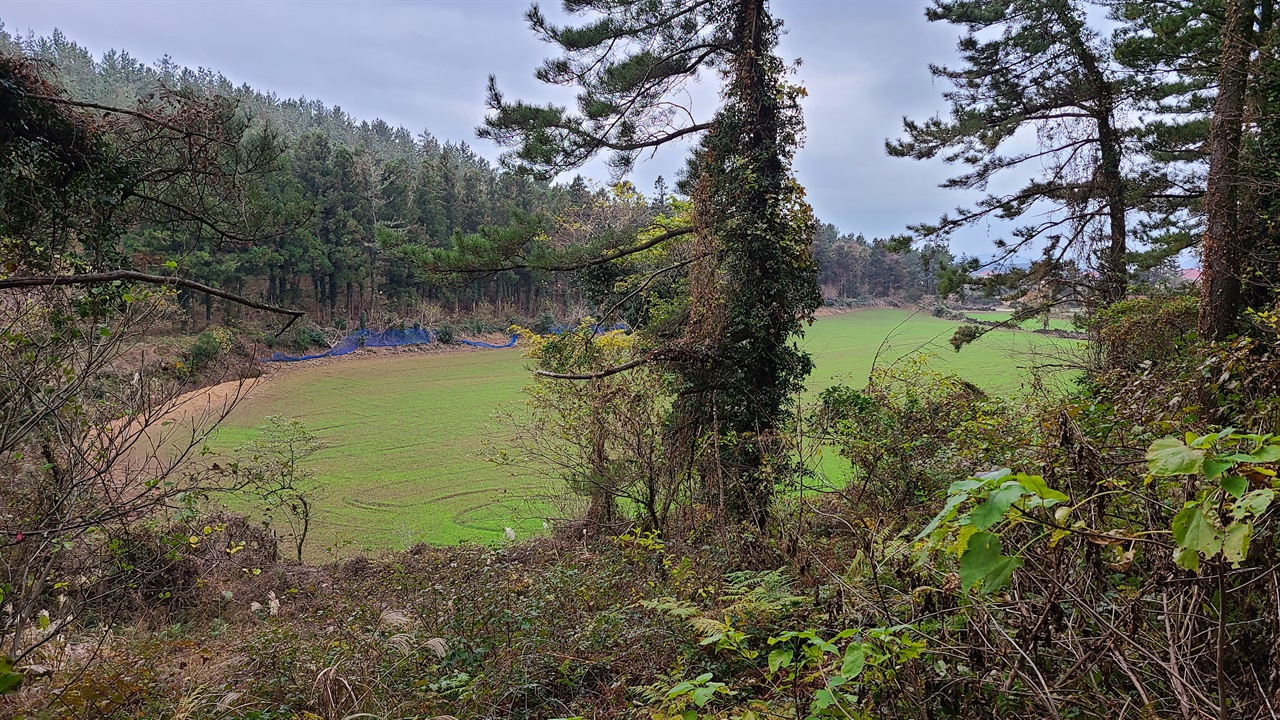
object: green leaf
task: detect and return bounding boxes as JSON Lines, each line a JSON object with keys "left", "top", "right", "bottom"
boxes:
{"left": 840, "top": 646, "right": 866, "bottom": 679}
{"left": 0, "top": 657, "right": 19, "bottom": 694}
{"left": 948, "top": 479, "right": 984, "bottom": 493}
{"left": 970, "top": 483, "right": 1025, "bottom": 530}
{"left": 667, "top": 681, "right": 694, "bottom": 698}
{"left": 1250, "top": 444, "right": 1280, "bottom": 462}
{"left": 915, "top": 492, "right": 968, "bottom": 541}
{"left": 768, "top": 648, "right": 792, "bottom": 673}
{"left": 958, "top": 531, "right": 1024, "bottom": 594}
{"left": 1202, "top": 459, "right": 1233, "bottom": 480}
{"left": 691, "top": 686, "right": 717, "bottom": 707}
{"left": 1223, "top": 522, "right": 1251, "bottom": 567}
{"left": 1221, "top": 475, "right": 1248, "bottom": 499}
{"left": 1233, "top": 489, "right": 1275, "bottom": 520}
{"left": 1014, "top": 474, "right": 1068, "bottom": 503}
{"left": 812, "top": 688, "right": 836, "bottom": 710}
{"left": 1146, "top": 438, "right": 1204, "bottom": 476}
{"left": 1173, "top": 546, "right": 1200, "bottom": 572}
{"left": 1171, "top": 503, "right": 1222, "bottom": 559}
{"left": 976, "top": 468, "right": 1012, "bottom": 482}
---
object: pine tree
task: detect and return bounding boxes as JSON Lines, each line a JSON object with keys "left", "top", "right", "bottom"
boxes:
{"left": 1115, "top": 0, "right": 1280, "bottom": 339}
{"left": 890, "top": 0, "right": 1136, "bottom": 305}
{"left": 478, "top": 0, "right": 821, "bottom": 523}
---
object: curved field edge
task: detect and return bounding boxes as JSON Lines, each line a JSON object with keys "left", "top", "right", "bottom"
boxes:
{"left": 208, "top": 309, "right": 1082, "bottom": 556}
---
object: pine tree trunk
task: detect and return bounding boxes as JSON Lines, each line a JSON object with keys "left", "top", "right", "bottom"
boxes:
{"left": 1199, "top": 0, "right": 1254, "bottom": 341}
{"left": 1057, "top": 0, "right": 1128, "bottom": 304}
{"left": 1097, "top": 113, "right": 1128, "bottom": 304}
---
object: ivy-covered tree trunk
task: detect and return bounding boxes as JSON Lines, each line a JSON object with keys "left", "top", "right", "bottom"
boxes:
{"left": 466, "top": 0, "right": 820, "bottom": 527}
{"left": 679, "top": 0, "right": 821, "bottom": 525}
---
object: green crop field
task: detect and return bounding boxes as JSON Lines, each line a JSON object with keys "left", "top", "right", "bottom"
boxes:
{"left": 210, "top": 309, "right": 1083, "bottom": 557}
{"left": 965, "top": 310, "right": 1079, "bottom": 332}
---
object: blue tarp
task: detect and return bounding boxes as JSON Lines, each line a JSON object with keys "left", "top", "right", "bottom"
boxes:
{"left": 265, "top": 327, "right": 517, "bottom": 362}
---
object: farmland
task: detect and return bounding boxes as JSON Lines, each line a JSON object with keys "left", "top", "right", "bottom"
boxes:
{"left": 212, "top": 308, "right": 1083, "bottom": 555}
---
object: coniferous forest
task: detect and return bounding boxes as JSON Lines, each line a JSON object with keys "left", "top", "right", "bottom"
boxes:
{"left": 1, "top": 28, "right": 952, "bottom": 339}
{"left": 3, "top": 1, "right": 1280, "bottom": 718}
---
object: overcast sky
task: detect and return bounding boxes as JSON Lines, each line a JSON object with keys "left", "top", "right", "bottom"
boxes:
{"left": 1, "top": 0, "right": 1009, "bottom": 255}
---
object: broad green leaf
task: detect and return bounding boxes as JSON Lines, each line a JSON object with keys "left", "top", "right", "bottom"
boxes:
{"left": 1250, "top": 444, "right": 1280, "bottom": 462}
{"left": 691, "top": 686, "right": 716, "bottom": 707}
{"left": 948, "top": 479, "right": 984, "bottom": 493}
{"left": 915, "top": 492, "right": 968, "bottom": 541}
{"left": 970, "top": 483, "right": 1026, "bottom": 530}
{"left": 959, "top": 531, "right": 1024, "bottom": 594}
{"left": 1174, "top": 546, "right": 1200, "bottom": 572}
{"left": 812, "top": 689, "right": 836, "bottom": 710}
{"left": 1171, "top": 503, "right": 1221, "bottom": 558}
{"left": 1223, "top": 522, "right": 1251, "bottom": 567}
{"left": 0, "top": 657, "right": 18, "bottom": 695}
{"left": 768, "top": 648, "right": 792, "bottom": 673}
{"left": 1221, "top": 475, "right": 1248, "bottom": 499}
{"left": 1232, "top": 489, "right": 1275, "bottom": 520}
{"left": 1202, "top": 459, "right": 1233, "bottom": 480}
{"left": 1014, "top": 474, "right": 1068, "bottom": 503}
{"left": 841, "top": 646, "right": 866, "bottom": 679}
{"left": 667, "top": 682, "right": 694, "bottom": 698}
{"left": 1146, "top": 438, "right": 1204, "bottom": 476}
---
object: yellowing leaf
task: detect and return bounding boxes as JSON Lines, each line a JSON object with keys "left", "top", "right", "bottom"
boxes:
{"left": 1171, "top": 502, "right": 1222, "bottom": 571}
{"left": 1223, "top": 522, "right": 1251, "bottom": 567}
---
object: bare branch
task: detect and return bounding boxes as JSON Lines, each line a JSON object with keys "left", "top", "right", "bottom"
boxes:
{"left": 0, "top": 271, "right": 304, "bottom": 320}
{"left": 534, "top": 356, "right": 651, "bottom": 380}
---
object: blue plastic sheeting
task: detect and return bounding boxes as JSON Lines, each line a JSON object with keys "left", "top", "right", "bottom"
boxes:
{"left": 455, "top": 335, "right": 519, "bottom": 349}
{"left": 265, "top": 328, "right": 517, "bottom": 362}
